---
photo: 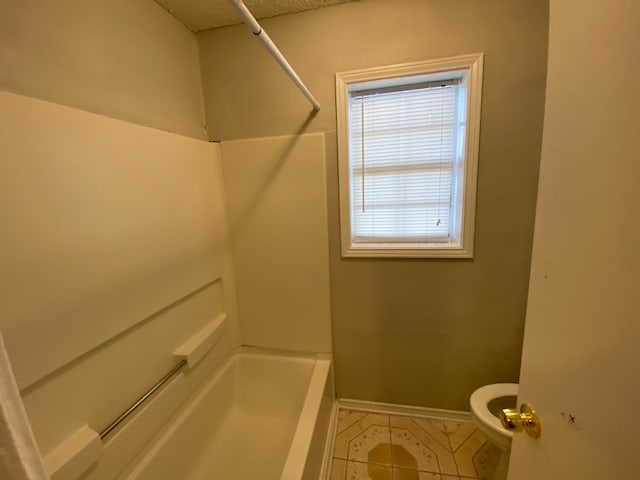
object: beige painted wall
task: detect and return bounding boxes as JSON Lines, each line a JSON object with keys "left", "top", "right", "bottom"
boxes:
{"left": 0, "top": 0, "right": 207, "bottom": 139}
{"left": 198, "top": 0, "right": 549, "bottom": 409}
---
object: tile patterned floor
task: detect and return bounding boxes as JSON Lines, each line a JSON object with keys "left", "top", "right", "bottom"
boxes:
{"left": 330, "top": 408, "right": 501, "bottom": 480}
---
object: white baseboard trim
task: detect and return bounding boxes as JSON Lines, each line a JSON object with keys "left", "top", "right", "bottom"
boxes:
{"left": 318, "top": 400, "right": 339, "bottom": 480}
{"left": 337, "top": 398, "right": 472, "bottom": 422}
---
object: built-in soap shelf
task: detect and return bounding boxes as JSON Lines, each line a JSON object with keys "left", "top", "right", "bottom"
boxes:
{"left": 174, "top": 313, "right": 227, "bottom": 368}
{"left": 44, "top": 425, "right": 102, "bottom": 480}
{"left": 43, "top": 313, "right": 227, "bottom": 480}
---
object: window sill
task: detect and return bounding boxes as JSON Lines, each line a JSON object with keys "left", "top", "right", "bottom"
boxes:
{"left": 342, "top": 243, "right": 474, "bottom": 259}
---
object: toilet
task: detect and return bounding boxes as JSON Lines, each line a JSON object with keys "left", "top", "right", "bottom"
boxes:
{"left": 470, "top": 383, "right": 519, "bottom": 480}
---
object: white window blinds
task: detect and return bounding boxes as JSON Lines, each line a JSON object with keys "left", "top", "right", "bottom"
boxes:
{"left": 348, "top": 79, "right": 461, "bottom": 244}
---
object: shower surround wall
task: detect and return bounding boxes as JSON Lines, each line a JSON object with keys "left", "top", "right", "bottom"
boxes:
{"left": 220, "top": 134, "right": 333, "bottom": 354}
{"left": 0, "top": 92, "right": 243, "bottom": 479}
{"left": 197, "top": 0, "right": 550, "bottom": 410}
{"left": 0, "top": 2, "right": 335, "bottom": 477}
{"left": 0, "top": 1, "right": 241, "bottom": 478}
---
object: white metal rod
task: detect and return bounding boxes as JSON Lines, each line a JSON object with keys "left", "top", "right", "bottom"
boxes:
{"left": 227, "top": 0, "right": 321, "bottom": 111}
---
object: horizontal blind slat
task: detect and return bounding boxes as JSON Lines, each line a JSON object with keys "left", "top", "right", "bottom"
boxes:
{"left": 349, "top": 80, "right": 458, "bottom": 242}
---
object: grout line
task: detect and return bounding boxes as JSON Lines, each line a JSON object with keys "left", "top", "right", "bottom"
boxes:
{"left": 408, "top": 416, "right": 451, "bottom": 452}
{"left": 452, "top": 427, "right": 477, "bottom": 454}
{"left": 348, "top": 459, "right": 379, "bottom": 465}
{"left": 391, "top": 426, "right": 445, "bottom": 475}
{"left": 334, "top": 408, "right": 367, "bottom": 460}
{"left": 344, "top": 418, "right": 352, "bottom": 465}
{"left": 387, "top": 411, "right": 394, "bottom": 468}
{"left": 444, "top": 420, "right": 455, "bottom": 453}
{"left": 393, "top": 464, "right": 477, "bottom": 478}
{"left": 450, "top": 425, "right": 467, "bottom": 477}
{"left": 441, "top": 421, "right": 467, "bottom": 479}
{"left": 360, "top": 425, "right": 393, "bottom": 466}
{"left": 469, "top": 440, "right": 489, "bottom": 479}
{"left": 335, "top": 407, "right": 368, "bottom": 435}
{"left": 432, "top": 432, "right": 445, "bottom": 477}
{"left": 403, "top": 416, "right": 453, "bottom": 476}
{"left": 414, "top": 422, "right": 444, "bottom": 474}
{"left": 338, "top": 407, "right": 395, "bottom": 466}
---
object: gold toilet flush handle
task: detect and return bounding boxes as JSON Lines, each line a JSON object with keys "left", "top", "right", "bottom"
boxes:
{"left": 499, "top": 403, "right": 541, "bottom": 438}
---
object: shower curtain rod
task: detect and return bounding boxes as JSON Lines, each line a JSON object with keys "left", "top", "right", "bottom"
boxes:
{"left": 227, "top": 0, "right": 321, "bottom": 111}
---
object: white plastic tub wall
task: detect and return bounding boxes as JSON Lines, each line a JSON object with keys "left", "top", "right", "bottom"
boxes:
{"left": 117, "top": 349, "right": 334, "bottom": 480}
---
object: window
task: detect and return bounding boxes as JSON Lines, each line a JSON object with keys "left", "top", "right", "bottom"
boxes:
{"left": 335, "top": 54, "right": 483, "bottom": 258}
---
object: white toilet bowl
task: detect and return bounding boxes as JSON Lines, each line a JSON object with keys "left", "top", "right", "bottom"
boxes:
{"left": 470, "top": 383, "right": 518, "bottom": 479}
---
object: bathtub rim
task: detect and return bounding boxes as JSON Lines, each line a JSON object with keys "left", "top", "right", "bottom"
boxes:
{"left": 116, "top": 346, "right": 331, "bottom": 480}
{"left": 280, "top": 353, "right": 331, "bottom": 480}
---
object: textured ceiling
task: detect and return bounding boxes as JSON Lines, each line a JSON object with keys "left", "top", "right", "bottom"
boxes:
{"left": 155, "top": 0, "right": 354, "bottom": 32}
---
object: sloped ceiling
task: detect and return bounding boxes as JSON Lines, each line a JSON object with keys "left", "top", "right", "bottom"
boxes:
{"left": 155, "top": 0, "right": 355, "bottom": 32}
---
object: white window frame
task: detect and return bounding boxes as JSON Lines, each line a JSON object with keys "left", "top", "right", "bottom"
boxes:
{"left": 335, "top": 53, "right": 484, "bottom": 258}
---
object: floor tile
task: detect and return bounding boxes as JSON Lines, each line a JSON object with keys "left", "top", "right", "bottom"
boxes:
{"left": 369, "top": 442, "right": 393, "bottom": 465}
{"left": 390, "top": 416, "right": 458, "bottom": 475}
{"left": 407, "top": 418, "right": 451, "bottom": 450}
{"left": 334, "top": 411, "right": 392, "bottom": 465}
{"left": 331, "top": 458, "right": 348, "bottom": 480}
{"left": 346, "top": 460, "right": 393, "bottom": 480}
{"left": 390, "top": 427, "right": 440, "bottom": 472}
{"left": 446, "top": 422, "right": 477, "bottom": 452}
{"left": 471, "top": 439, "right": 501, "bottom": 479}
{"left": 410, "top": 418, "right": 477, "bottom": 452}
{"left": 337, "top": 409, "right": 369, "bottom": 434}
{"left": 332, "top": 409, "right": 501, "bottom": 480}
{"left": 453, "top": 429, "right": 490, "bottom": 478}
{"left": 391, "top": 443, "right": 419, "bottom": 470}
{"left": 394, "top": 467, "right": 442, "bottom": 479}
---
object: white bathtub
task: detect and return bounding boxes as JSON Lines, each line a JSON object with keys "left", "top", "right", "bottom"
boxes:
{"left": 116, "top": 349, "right": 334, "bottom": 480}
